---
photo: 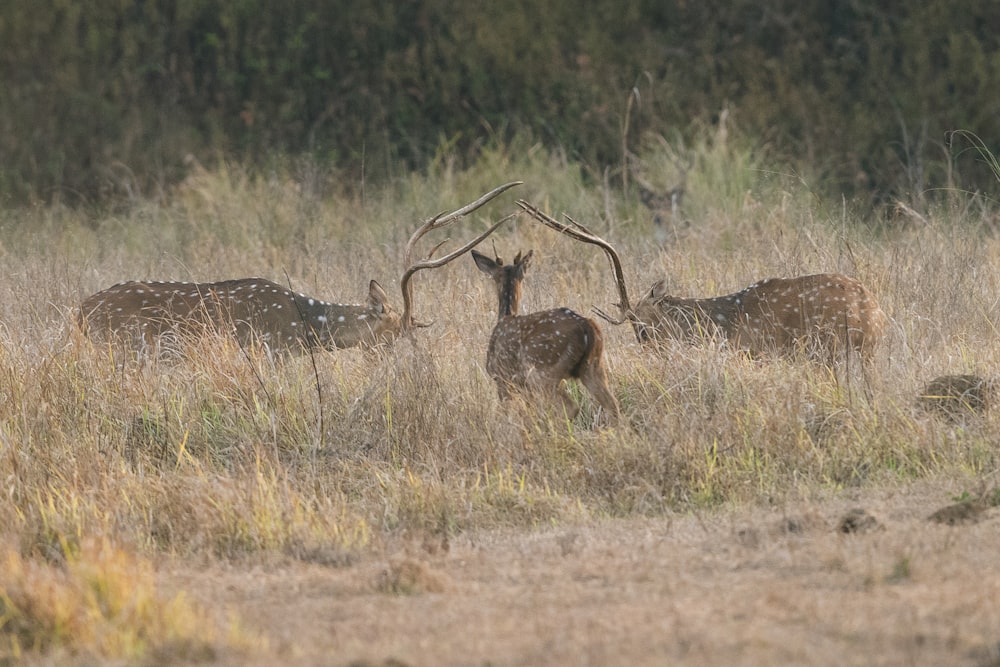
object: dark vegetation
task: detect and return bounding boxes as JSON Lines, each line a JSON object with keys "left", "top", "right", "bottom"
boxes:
{"left": 1, "top": 1, "right": 997, "bottom": 208}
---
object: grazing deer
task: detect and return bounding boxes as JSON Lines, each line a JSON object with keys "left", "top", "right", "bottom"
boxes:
{"left": 517, "top": 200, "right": 888, "bottom": 370}
{"left": 472, "top": 248, "right": 620, "bottom": 425}
{"left": 78, "top": 182, "right": 521, "bottom": 355}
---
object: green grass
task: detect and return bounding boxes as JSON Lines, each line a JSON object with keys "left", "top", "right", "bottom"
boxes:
{"left": 1, "top": 130, "right": 999, "bottom": 660}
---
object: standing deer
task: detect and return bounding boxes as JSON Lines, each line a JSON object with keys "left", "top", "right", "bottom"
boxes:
{"left": 517, "top": 200, "right": 888, "bottom": 371}
{"left": 472, "top": 248, "right": 620, "bottom": 425}
{"left": 637, "top": 179, "right": 686, "bottom": 245}
{"left": 77, "top": 182, "right": 521, "bottom": 355}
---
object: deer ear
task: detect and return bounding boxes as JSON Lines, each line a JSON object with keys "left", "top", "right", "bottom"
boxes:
{"left": 472, "top": 249, "right": 498, "bottom": 274}
{"left": 368, "top": 280, "right": 389, "bottom": 312}
{"left": 518, "top": 249, "right": 533, "bottom": 270}
{"left": 648, "top": 279, "right": 668, "bottom": 300}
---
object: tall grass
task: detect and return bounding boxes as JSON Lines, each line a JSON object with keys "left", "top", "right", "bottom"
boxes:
{"left": 1, "top": 132, "right": 999, "bottom": 658}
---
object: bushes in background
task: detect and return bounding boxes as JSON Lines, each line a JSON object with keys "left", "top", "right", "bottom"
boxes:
{"left": 0, "top": 0, "right": 997, "bottom": 207}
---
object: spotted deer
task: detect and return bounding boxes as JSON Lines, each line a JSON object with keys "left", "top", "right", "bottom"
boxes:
{"left": 77, "top": 182, "right": 521, "bottom": 355}
{"left": 472, "top": 248, "right": 620, "bottom": 425}
{"left": 517, "top": 200, "right": 888, "bottom": 370}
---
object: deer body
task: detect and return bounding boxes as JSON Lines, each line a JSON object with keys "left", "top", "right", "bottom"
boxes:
{"left": 633, "top": 273, "right": 888, "bottom": 362}
{"left": 78, "top": 278, "right": 402, "bottom": 353}
{"left": 473, "top": 249, "right": 620, "bottom": 424}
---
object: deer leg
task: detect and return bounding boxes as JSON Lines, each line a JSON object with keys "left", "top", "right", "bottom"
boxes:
{"left": 579, "top": 365, "right": 621, "bottom": 425}
{"left": 553, "top": 382, "right": 582, "bottom": 421}
{"left": 522, "top": 369, "right": 580, "bottom": 421}
{"left": 493, "top": 377, "right": 515, "bottom": 402}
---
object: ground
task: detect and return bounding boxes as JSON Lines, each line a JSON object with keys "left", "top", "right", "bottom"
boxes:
{"left": 159, "top": 476, "right": 1000, "bottom": 667}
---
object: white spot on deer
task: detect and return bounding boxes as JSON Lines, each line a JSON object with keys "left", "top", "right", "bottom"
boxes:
{"left": 337, "top": 315, "right": 346, "bottom": 323}
{"left": 316, "top": 315, "right": 328, "bottom": 323}
{"left": 308, "top": 299, "right": 315, "bottom": 307}
{"left": 358, "top": 314, "right": 368, "bottom": 320}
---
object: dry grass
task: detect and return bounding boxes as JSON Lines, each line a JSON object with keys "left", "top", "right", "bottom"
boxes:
{"left": 151, "top": 477, "right": 1000, "bottom": 667}
{"left": 2, "top": 136, "right": 1000, "bottom": 663}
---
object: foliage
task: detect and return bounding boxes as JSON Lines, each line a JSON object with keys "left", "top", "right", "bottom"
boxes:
{"left": 0, "top": 1, "right": 997, "bottom": 207}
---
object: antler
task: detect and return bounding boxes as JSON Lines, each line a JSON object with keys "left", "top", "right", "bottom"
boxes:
{"left": 515, "top": 199, "right": 634, "bottom": 325}
{"left": 400, "top": 181, "right": 523, "bottom": 329}
{"left": 403, "top": 181, "right": 523, "bottom": 268}
{"left": 401, "top": 213, "right": 517, "bottom": 329}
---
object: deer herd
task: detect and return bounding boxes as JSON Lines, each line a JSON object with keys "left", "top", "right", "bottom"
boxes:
{"left": 77, "top": 181, "right": 902, "bottom": 428}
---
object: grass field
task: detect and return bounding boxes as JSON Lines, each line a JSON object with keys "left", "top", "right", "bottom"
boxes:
{"left": 2, "top": 134, "right": 999, "bottom": 665}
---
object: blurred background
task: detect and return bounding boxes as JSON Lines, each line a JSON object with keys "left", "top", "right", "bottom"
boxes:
{"left": 1, "top": 0, "right": 997, "bottom": 209}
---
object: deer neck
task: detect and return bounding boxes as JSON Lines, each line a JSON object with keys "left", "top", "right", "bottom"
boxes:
{"left": 691, "top": 294, "right": 742, "bottom": 335}
{"left": 290, "top": 296, "right": 383, "bottom": 348}
{"left": 496, "top": 274, "right": 523, "bottom": 322}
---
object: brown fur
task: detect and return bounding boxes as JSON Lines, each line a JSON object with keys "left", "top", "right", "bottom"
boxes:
{"left": 78, "top": 278, "right": 402, "bottom": 354}
{"left": 632, "top": 273, "right": 888, "bottom": 365}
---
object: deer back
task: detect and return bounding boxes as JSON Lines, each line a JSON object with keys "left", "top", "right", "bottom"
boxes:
{"left": 634, "top": 273, "right": 887, "bottom": 359}
{"left": 78, "top": 278, "right": 402, "bottom": 352}
{"left": 486, "top": 307, "right": 606, "bottom": 384}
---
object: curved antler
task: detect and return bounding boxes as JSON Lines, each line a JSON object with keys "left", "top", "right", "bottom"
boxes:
{"left": 401, "top": 213, "right": 517, "bottom": 329}
{"left": 403, "top": 181, "right": 523, "bottom": 268}
{"left": 401, "top": 182, "right": 523, "bottom": 329}
{"left": 515, "top": 199, "right": 634, "bottom": 325}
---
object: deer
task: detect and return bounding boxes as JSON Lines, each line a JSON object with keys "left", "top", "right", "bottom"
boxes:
{"left": 471, "top": 247, "right": 620, "bottom": 426}
{"left": 77, "top": 182, "right": 522, "bottom": 356}
{"left": 631, "top": 144, "right": 692, "bottom": 244}
{"left": 516, "top": 200, "right": 888, "bottom": 376}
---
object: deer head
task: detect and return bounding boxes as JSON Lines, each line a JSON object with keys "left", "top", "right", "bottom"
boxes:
{"left": 471, "top": 247, "right": 620, "bottom": 425}
{"left": 78, "top": 182, "right": 521, "bottom": 356}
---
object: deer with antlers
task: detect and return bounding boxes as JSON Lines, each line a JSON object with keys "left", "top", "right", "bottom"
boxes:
{"left": 472, "top": 247, "right": 620, "bottom": 425}
{"left": 77, "top": 182, "right": 521, "bottom": 356}
{"left": 517, "top": 200, "right": 888, "bottom": 372}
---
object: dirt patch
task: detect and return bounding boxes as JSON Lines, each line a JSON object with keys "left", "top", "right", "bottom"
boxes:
{"left": 158, "top": 477, "right": 1000, "bottom": 667}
